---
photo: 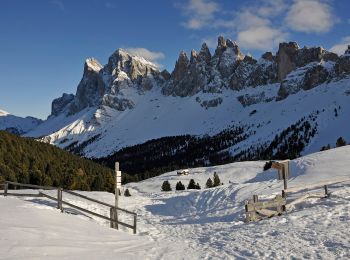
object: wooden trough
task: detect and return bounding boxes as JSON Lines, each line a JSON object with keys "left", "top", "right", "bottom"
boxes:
{"left": 245, "top": 195, "right": 286, "bottom": 222}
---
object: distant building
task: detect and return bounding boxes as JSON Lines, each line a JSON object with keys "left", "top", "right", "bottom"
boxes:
{"left": 177, "top": 169, "right": 189, "bottom": 176}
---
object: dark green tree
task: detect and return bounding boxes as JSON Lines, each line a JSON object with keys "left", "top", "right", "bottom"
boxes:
{"left": 320, "top": 144, "right": 331, "bottom": 151}
{"left": 161, "top": 180, "right": 172, "bottom": 191}
{"left": 187, "top": 179, "right": 197, "bottom": 189}
{"left": 205, "top": 178, "right": 213, "bottom": 188}
{"left": 263, "top": 161, "right": 273, "bottom": 171}
{"left": 213, "top": 172, "right": 221, "bottom": 187}
{"left": 195, "top": 182, "right": 201, "bottom": 189}
{"left": 124, "top": 188, "right": 131, "bottom": 197}
{"left": 175, "top": 181, "right": 185, "bottom": 190}
{"left": 336, "top": 137, "right": 346, "bottom": 147}
{"left": 92, "top": 173, "right": 105, "bottom": 191}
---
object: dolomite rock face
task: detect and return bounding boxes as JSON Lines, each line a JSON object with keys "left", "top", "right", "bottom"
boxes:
{"left": 277, "top": 42, "right": 299, "bottom": 81}
{"left": 69, "top": 58, "right": 105, "bottom": 114}
{"left": 50, "top": 49, "right": 163, "bottom": 116}
{"left": 51, "top": 93, "right": 75, "bottom": 117}
{"left": 50, "top": 37, "right": 349, "bottom": 117}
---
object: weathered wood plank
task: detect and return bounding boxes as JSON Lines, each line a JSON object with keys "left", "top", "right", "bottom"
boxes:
{"left": 286, "top": 192, "right": 327, "bottom": 210}
{"left": 256, "top": 208, "right": 278, "bottom": 217}
{"left": 5, "top": 181, "right": 55, "bottom": 190}
{"left": 63, "top": 190, "right": 136, "bottom": 216}
{"left": 39, "top": 192, "right": 135, "bottom": 230}
{"left": 271, "top": 162, "right": 283, "bottom": 170}
{"left": 0, "top": 193, "right": 44, "bottom": 197}
{"left": 284, "top": 177, "right": 350, "bottom": 194}
{"left": 246, "top": 197, "right": 286, "bottom": 212}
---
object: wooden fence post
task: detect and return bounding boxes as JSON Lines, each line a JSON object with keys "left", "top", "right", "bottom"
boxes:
{"left": 57, "top": 188, "right": 63, "bottom": 212}
{"left": 110, "top": 207, "right": 118, "bottom": 229}
{"left": 133, "top": 214, "right": 137, "bottom": 234}
{"left": 4, "top": 183, "right": 8, "bottom": 197}
{"left": 253, "top": 195, "right": 258, "bottom": 203}
{"left": 283, "top": 170, "right": 288, "bottom": 190}
{"left": 324, "top": 185, "right": 329, "bottom": 197}
{"left": 110, "top": 207, "right": 115, "bottom": 228}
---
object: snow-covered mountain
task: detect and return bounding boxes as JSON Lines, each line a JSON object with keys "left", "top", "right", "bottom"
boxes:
{"left": 26, "top": 37, "right": 350, "bottom": 159}
{"left": 0, "top": 109, "right": 42, "bottom": 135}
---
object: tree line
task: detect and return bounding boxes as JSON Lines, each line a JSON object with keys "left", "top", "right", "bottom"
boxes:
{"left": 0, "top": 131, "right": 121, "bottom": 192}
{"left": 161, "top": 172, "right": 222, "bottom": 191}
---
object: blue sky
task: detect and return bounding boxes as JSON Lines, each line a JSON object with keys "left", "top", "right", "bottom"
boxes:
{"left": 0, "top": 0, "right": 349, "bottom": 119}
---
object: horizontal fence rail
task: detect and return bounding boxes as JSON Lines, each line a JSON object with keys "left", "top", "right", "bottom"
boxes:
{"left": 283, "top": 177, "right": 350, "bottom": 195}
{"left": 1, "top": 181, "right": 137, "bottom": 234}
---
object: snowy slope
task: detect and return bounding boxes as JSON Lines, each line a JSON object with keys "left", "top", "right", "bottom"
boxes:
{"left": 0, "top": 197, "right": 184, "bottom": 260}
{"left": 27, "top": 76, "right": 350, "bottom": 158}
{"left": 0, "top": 108, "right": 42, "bottom": 135}
{"left": 2, "top": 146, "right": 350, "bottom": 259}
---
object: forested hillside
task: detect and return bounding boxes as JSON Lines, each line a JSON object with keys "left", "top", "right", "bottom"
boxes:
{"left": 0, "top": 131, "right": 127, "bottom": 191}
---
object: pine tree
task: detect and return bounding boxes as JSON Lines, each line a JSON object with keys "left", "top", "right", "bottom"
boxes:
{"left": 187, "top": 179, "right": 197, "bottom": 189}
{"left": 206, "top": 178, "right": 213, "bottom": 188}
{"left": 175, "top": 181, "right": 185, "bottom": 190}
{"left": 124, "top": 188, "right": 131, "bottom": 197}
{"left": 336, "top": 137, "right": 346, "bottom": 147}
{"left": 161, "top": 180, "right": 172, "bottom": 191}
{"left": 213, "top": 172, "right": 221, "bottom": 187}
{"left": 263, "top": 161, "right": 273, "bottom": 171}
{"left": 195, "top": 182, "right": 201, "bottom": 189}
{"left": 320, "top": 144, "right": 331, "bottom": 151}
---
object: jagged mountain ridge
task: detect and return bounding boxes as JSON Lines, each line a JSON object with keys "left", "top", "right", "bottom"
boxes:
{"left": 0, "top": 109, "right": 42, "bottom": 135}
{"left": 26, "top": 37, "right": 350, "bottom": 160}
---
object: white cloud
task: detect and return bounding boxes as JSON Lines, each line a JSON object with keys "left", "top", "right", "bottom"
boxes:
{"left": 238, "top": 26, "right": 287, "bottom": 50}
{"left": 330, "top": 36, "right": 350, "bottom": 55}
{"left": 180, "top": 0, "right": 220, "bottom": 29}
{"left": 234, "top": 11, "right": 287, "bottom": 51}
{"left": 124, "top": 48, "right": 165, "bottom": 67}
{"left": 285, "top": 0, "right": 336, "bottom": 33}
{"left": 257, "top": 0, "right": 288, "bottom": 17}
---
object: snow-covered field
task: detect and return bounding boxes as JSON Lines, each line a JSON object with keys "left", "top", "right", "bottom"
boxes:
{"left": 1, "top": 146, "right": 350, "bottom": 259}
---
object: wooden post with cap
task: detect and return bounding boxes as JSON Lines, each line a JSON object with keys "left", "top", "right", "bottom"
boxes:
{"left": 114, "top": 161, "right": 122, "bottom": 229}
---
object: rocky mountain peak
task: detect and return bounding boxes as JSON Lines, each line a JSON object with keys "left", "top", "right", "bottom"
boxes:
{"left": 172, "top": 51, "right": 189, "bottom": 81}
{"left": 226, "top": 39, "right": 241, "bottom": 56}
{"left": 277, "top": 42, "right": 300, "bottom": 81}
{"left": 104, "top": 48, "right": 159, "bottom": 79}
{"left": 85, "top": 58, "right": 103, "bottom": 73}
{"left": 262, "top": 52, "right": 274, "bottom": 61}
{"left": 199, "top": 43, "right": 211, "bottom": 64}
{"left": 214, "top": 36, "right": 226, "bottom": 57}
{"left": 190, "top": 49, "right": 198, "bottom": 63}
{"left": 213, "top": 36, "right": 244, "bottom": 78}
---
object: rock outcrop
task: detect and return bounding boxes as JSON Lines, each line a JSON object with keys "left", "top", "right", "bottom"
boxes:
{"left": 69, "top": 58, "right": 105, "bottom": 114}
{"left": 51, "top": 93, "right": 74, "bottom": 117}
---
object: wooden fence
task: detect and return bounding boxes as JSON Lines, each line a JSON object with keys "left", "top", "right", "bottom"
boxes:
{"left": 245, "top": 195, "right": 286, "bottom": 222}
{"left": 0, "top": 181, "right": 137, "bottom": 234}
{"left": 245, "top": 177, "right": 350, "bottom": 222}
